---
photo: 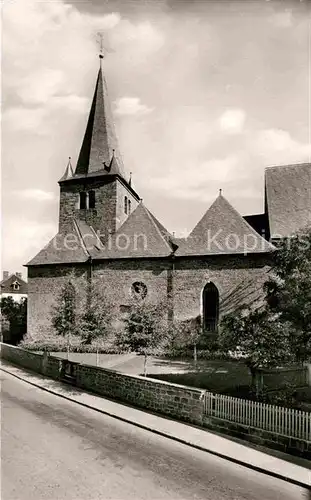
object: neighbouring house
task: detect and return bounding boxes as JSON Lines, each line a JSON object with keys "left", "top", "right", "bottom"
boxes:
{"left": 0, "top": 271, "right": 28, "bottom": 302}
{"left": 25, "top": 54, "right": 311, "bottom": 340}
{"left": 0, "top": 272, "right": 28, "bottom": 342}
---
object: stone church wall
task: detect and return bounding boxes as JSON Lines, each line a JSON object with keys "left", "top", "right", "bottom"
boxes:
{"left": 27, "top": 265, "right": 88, "bottom": 339}
{"left": 27, "top": 254, "right": 272, "bottom": 340}
{"left": 93, "top": 258, "right": 171, "bottom": 312}
{"left": 173, "top": 254, "right": 272, "bottom": 322}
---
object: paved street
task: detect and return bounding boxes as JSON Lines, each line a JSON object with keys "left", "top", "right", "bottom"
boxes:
{"left": 1, "top": 371, "right": 309, "bottom": 500}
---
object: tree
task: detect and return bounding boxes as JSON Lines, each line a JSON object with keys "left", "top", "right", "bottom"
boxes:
{"left": 220, "top": 228, "right": 311, "bottom": 386}
{"left": 168, "top": 316, "right": 202, "bottom": 366}
{"left": 76, "top": 280, "right": 113, "bottom": 345}
{"left": 51, "top": 281, "right": 76, "bottom": 337}
{"left": 51, "top": 278, "right": 113, "bottom": 346}
{"left": 264, "top": 228, "right": 311, "bottom": 364}
{"left": 116, "top": 300, "right": 168, "bottom": 376}
{"left": 0, "top": 296, "right": 27, "bottom": 345}
{"left": 219, "top": 307, "right": 294, "bottom": 393}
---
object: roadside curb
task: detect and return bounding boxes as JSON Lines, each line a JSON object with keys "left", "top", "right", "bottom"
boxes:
{"left": 1, "top": 366, "right": 310, "bottom": 490}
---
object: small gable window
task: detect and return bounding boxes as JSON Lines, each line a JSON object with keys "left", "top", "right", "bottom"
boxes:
{"left": 89, "top": 190, "right": 96, "bottom": 209}
{"left": 124, "top": 196, "right": 128, "bottom": 215}
{"left": 79, "top": 192, "right": 87, "bottom": 209}
{"left": 12, "top": 281, "right": 20, "bottom": 291}
{"left": 128, "top": 199, "right": 131, "bottom": 214}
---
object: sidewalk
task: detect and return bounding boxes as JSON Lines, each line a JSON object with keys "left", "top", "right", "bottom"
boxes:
{"left": 1, "top": 360, "right": 310, "bottom": 488}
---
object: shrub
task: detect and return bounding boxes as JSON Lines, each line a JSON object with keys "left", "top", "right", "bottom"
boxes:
{"left": 19, "top": 337, "right": 125, "bottom": 354}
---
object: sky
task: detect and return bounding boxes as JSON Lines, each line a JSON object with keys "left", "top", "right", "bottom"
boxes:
{"left": 1, "top": 0, "right": 310, "bottom": 278}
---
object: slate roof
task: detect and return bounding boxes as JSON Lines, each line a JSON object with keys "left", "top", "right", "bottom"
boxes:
{"left": 26, "top": 203, "right": 175, "bottom": 265}
{"left": 265, "top": 163, "right": 311, "bottom": 239}
{"left": 73, "top": 62, "right": 125, "bottom": 180}
{"left": 59, "top": 158, "right": 74, "bottom": 182}
{"left": 95, "top": 202, "right": 175, "bottom": 259}
{"left": 175, "top": 193, "right": 275, "bottom": 256}
{"left": 26, "top": 221, "right": 90, "bottom": 266}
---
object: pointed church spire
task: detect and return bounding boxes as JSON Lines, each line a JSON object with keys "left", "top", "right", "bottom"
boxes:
{"left": 74, "top": 54, "right": 125, "bottom": 179}
{"left": 59, "top": 157, "right": 74, "bottom": 181}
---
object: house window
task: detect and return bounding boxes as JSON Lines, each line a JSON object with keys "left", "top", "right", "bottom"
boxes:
{"left": 124, "top": 196, "right": 128, "bottom": 214}
{"left": 131, "top": 281, "right": 147, "bottom": 300}
{"left": 88, "top": 190, "right": 96, "bottom": 209}
{"left": 79, "top": 192, "right": 87, "bottom": 209}
{"left": 202, "top": 282, "right": 219, "bottom": 332}
{"left": 128, "top": 199, "right": 131, "bottom": 214}
{"left": 11, "top": 281, "right": 20, "bottom": 291}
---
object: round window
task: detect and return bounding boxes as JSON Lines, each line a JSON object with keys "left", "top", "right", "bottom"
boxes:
{"left": 131, "top": 281, "right": 147, "bottom": 300}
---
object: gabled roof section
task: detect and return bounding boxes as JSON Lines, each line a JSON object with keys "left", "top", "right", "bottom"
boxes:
{"left": 74, "top": 61, "right": 125, "bottom": 179}
{"left": 95, "top": 202, "right": 175, "bottom": 259}
{"left": 74, "top": 219, "right": 103, "bottom": 258}
{"left": 26, "top": 221, "right": 89, "bottom": 266}
{"left": 265, "top": 163, "right": 311, "bottom": 239}
{"left": 0, "top": 273, "right": 28, "bottom": 294}
{"left": 175, "top": 192, "right": 275, "bottom": 256}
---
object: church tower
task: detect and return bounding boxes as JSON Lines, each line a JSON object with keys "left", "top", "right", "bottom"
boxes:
{"left": 58, "top": 53, "right": 140, "bottom": 238}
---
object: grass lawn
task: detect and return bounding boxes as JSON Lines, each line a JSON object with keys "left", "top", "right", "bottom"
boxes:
{"left": 147, "top": 360, "right": 252, "bottom": 397}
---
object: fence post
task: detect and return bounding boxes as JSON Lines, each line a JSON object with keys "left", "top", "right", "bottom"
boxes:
{"left": 304, "top": 362, "right": 311, "bottom": 386}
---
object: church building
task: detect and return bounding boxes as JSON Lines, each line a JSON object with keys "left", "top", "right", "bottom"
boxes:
{"left": 26, "top": 55, "right": 311, "bottom": 339}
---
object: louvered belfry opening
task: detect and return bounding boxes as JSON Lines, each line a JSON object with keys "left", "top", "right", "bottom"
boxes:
{"left": 202, "top": 282, "right": 219, "bottom": 332}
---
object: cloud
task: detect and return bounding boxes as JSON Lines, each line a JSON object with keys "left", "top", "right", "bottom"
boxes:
{"left": 271, "top": 10, "right": 293, "bottom": 28}
{"left": 150, "top": 155, "right": 240, "bottom": 201}
{"left": 17, "top": 69, "right": 64, "bottom": 105}
{"left": 218, "top": 108, "right": 246, "bottom": 134}
{"left": 50, "top": 95, "right": 89, "bottom": 113}
{"left": 3, "top": 107, "right": 47, "bottom": 133}
{"left": 111, "top": 19, "right": 165, "bottom": 58}
{"left": 115, "top": 97, "right": 153, "bottom": 116}
{"left": 3, "top": 93, "right": 89, "bottom": 133}
{"left": 255, "top": 128, "right": 311, "bottom": 164}
{"left": 13, "top": 189, "right": 56, "bottom": 202}
{"left": 2, "top": 218, "right": 56, "bottom": 268}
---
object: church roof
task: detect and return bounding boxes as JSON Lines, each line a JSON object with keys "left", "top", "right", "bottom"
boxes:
{"left": 26, "top": 221, "right": 96, "bottom": 266}
{"left": 175, "top": 192, "right": 275, "bottom": 256}
{"left": 72, "top": 60, "right": 125, "bottom": 180}
{"left": 265, "top": 163, "right": 311, "bottom": 239}
{"left": 96, "top": 202, "right": 175, "bottom": 259}
{"left": 27, "top": 203, "right": 175, "bottom": 265}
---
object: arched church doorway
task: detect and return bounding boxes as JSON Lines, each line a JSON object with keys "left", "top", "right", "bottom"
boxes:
{"left": 202, "top": 282, "right": 219, "bottom": 332}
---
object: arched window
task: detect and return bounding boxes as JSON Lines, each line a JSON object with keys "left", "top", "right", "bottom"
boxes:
{"left": 88, "top": 190, "right": 95, "bottom": 209}
{"left": 79, "top": 192, "right": 87, "bottom": 209}
{"left": 202, "top": 282, "right": 219, "bottom": 332}
{"left": 124, "top": 196, "right": 128, "bottom": 214}
{"left": 128, "top": 199, "right": 131, "bottom": 214}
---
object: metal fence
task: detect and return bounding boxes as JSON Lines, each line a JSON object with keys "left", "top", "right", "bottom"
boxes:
{"left": 204, "top": 391, "right": 311, "bottom": 442}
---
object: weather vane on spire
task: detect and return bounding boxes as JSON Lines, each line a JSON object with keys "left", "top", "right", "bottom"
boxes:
{"left": 96, "top": 32, "right": 105, "bottom": 61}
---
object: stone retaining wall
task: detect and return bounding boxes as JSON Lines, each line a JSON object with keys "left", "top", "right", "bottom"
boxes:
{"left": 0, "top": 343, "right": 204, "bottom": 425}
{"left": 203, "top": 416, "right": 311, "bottom": 459}
{"left": 75, "top": 362, "right": 204, "bottom": 424}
